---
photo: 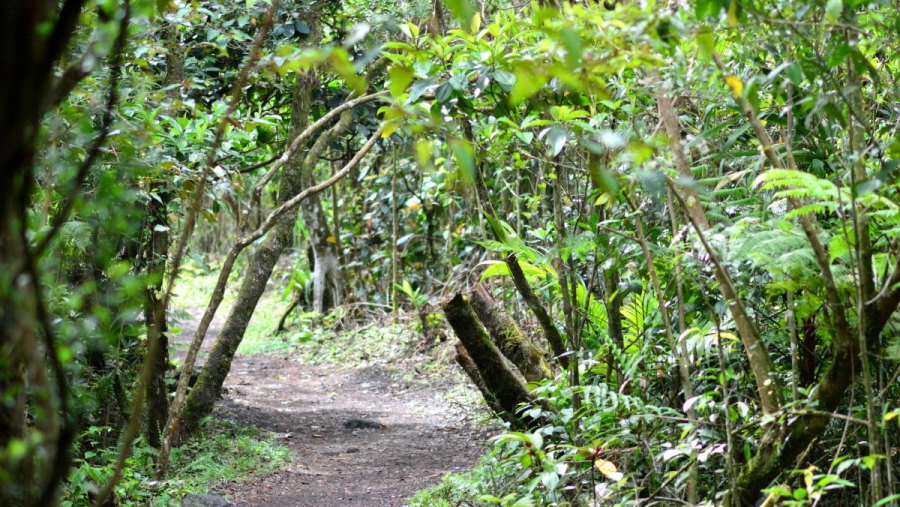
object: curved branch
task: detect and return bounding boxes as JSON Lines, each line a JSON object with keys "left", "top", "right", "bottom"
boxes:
{"left": 157, "top": 126, "right": 382, "bottom": 478}
{"left": 245, "top": 90, "right": 388, "bottom": 226}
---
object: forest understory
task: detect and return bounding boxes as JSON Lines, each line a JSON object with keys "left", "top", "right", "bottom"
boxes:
{"left": 4, "top": 1, "right": 900, "bottom": 506}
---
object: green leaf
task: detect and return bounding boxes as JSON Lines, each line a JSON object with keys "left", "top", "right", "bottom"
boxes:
{"left": 510, "top": 68, "right": 546, "bottom": 104}
{"left": 697, "top": 29, "right": 714, "bottom": 61}
{"left": 444, "top": 0, "right": 476, "bottom": 31}
{"left": 479, "top": 261, "right": 511, "bottom": 281}
{"left": 784, "top": 63, "right": 803, "bottom": 86}
{"left": 494, "top": 70, "right": 516, "bottom": 90}
{"left": 449, "top": 137, "right": 476, "bottom": 185}
{"left": 388, "top": 66, "right": 413, "bottom": 97}
{"left": 546, "top": 126, "right": 569, "bottom": 157}
{"left": 559, "top": 28, "right": 582, "bottom": 66}
{"left": 434, "top": 82, "right": 454, "bottom": 103}
{"left": 408, "top": 76, "right": 438, "bottom": 102}
{"left": 826, "top": 0, "right": 843, "bottom": 23}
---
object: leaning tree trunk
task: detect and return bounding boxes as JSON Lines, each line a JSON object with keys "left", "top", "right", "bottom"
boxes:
{"left": 180, "top": 74, "right": 317, "bottom": 434}
{"left": 181, "top": 216, "right": 293, "bottom": 432}
{"left": 468, "top": 285, "right": 552, "bottom": 383}
{"left": 454, "top": 343, "right": 504, "bottom": 416}
{"left": 443, "top": 293, "right": 535, "bottom": 425}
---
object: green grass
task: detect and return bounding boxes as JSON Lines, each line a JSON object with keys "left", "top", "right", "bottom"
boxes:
{"left": 62, "top": 419, "right": 290, "bottom": 506}
{"left": 170, "top": 259, "right": 295, "bottom": 355}
{"left": 407, "top": 453, "right": 518, "bottom": 507}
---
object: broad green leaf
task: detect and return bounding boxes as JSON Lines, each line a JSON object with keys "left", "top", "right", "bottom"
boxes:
{"left": 697, "top": 29, "right": 714, "bottom": 61}
{"left": 388, "top": 66, "right": 413, "bottom": 97}
{"left": 445, "top": 0, "right": 476, "bottom": 31}
{"left": 546, "top": 126, "right": 568, "bottom": 157}
{"left": 825, "top": 0, "right": 843, "bottom": 23}
{"left": 449, "top": 137, "right": 476, "bottom": 185}
{"left": 510, "top": 69, "right": 546, "bottom": 104}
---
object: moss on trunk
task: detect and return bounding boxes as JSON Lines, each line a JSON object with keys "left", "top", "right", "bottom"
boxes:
{"left": 469, "top": 286, "right": 552, "bottom": 383}
{"left": 454, "top": 343, "right": 504, "bottom": 416}
{"left": 443, "top": 293, "right": 534, "bottom": 424}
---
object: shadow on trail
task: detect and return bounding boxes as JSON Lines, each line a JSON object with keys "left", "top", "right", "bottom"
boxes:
{"left": 207, "top": 355, "right": 490, "bottom": 506}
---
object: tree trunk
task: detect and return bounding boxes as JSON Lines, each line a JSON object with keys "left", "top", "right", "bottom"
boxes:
{"left": 300, "top": 196, "right": 342, "bottom": 313}
{"left": 443, "top": 293, "right": 534, "bottom": 423}
{"left": 142, "top": 23, "right": 181, "bottom": 448}
{"left": 142, "top": 186, "right": 169, "bottom": 447}
{"left": 454, "top": 343, "right": 504, "bottom": 415}
{"left": 603, "top": 269, "right": 625, "bottom": 387}
{"left": 180, "top": 74, "right": 315, "bottom": 433}
{"left": 0, "top": 4, "right": 76, "bottom": 503}
{"left": 181, "top": 223, "right": 291, "bottom": 432}
{"left": 468, "top": 286, "right": 552, "bottom": 383}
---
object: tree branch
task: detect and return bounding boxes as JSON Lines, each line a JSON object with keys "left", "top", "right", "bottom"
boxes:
{"left": 31, "top": 2, "right": 130, "bottom": 259}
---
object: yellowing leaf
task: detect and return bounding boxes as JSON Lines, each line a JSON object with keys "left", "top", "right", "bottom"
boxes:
{"left": 803, "top": 465, "right": 817, "bottom": 490}
{"left": 326, "top": 236, "right": 336, "bottom": 243}
{"left": 594, "top": 458, "right": 618, "bottom": 478}
{"left": 725, "top": 75, "right": 743, "bottom": 99}
{"left": 718, "top": 331, "right": 739, "bottom": 341}
{"left": 726, "top": 0, "right": 739, "bottom": 27}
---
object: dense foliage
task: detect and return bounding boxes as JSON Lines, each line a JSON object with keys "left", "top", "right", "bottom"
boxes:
{"left": 2, "top": 0, "right": 900, "bottom": 505}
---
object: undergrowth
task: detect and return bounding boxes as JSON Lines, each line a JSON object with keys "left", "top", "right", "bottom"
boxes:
{"left": 61, "top": 419, "right": 290, "bottom": 506}
{"left": 171, "top": 259, "right": 295, "bottom": 356}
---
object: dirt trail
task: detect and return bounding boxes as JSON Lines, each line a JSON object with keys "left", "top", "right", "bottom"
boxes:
{"left": 174, "top": 313, "right": 490, "bottom": 506}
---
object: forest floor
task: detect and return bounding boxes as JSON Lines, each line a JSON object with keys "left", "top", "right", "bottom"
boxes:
{"left": 173, "top": 300, "right": 492, "bottom": 506}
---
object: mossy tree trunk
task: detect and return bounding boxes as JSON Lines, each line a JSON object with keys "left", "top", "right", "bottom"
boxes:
{"left": 454, "top": 343, "right": 504, "bottom": 416}
{"left": 468, "top": 285, "right": 552, "bottom": 383}
{"left": 180, "top": 71, "right": 322, "bottom": 433}
{"left": 443, "top": 293, "right": 534, "bottom": 424}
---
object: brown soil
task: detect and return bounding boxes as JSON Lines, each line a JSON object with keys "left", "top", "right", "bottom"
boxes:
{"left": 174, "top": 313, "right": 492, "bottom": 506}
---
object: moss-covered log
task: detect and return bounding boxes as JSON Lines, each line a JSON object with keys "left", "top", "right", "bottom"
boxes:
{"left": 454, "top": 343, "right": 504, "bottom": 416}
{"left": 443, "top": 293, "right": 534, "bottom": 422}
{"left": 469, "top": 286, "right": 552, "bottom": 383}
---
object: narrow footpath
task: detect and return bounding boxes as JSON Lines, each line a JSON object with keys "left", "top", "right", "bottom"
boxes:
{"left": 176, "top": 311, "right": 490, "bottom": 506}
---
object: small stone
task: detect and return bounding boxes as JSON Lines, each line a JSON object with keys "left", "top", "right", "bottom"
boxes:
{"left": 342, "top": 419, "right": 383, "bottom": 429}
{"left": 346, "top": 448, "right": 361, "bottom": 453}
{"left": 181, "top": 493, "right": 231, "bottom": 507}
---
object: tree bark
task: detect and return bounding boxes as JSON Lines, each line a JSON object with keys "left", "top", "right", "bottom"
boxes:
{"left": 301, "top": 196, "right": 342, "bottom": 313}
{"left": 142, "top": 22, "right": 182, "bottom": 448}
{"left": 182, "top": 220, "right": 291, "bottom": 432}
{"left": 468, "top": 286, "right": 552, "bottom": 383}
{"left": 443, "top": 293, "right": 534, "bottom": 423}
{"left": 142, "top": 185, "right": 169, "bottom": 448}
{"left": 603, "top": 269, "right": 625, "bottom": 387}
{"left": 454, "top": 343, "right": 504, "bottom": 416}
